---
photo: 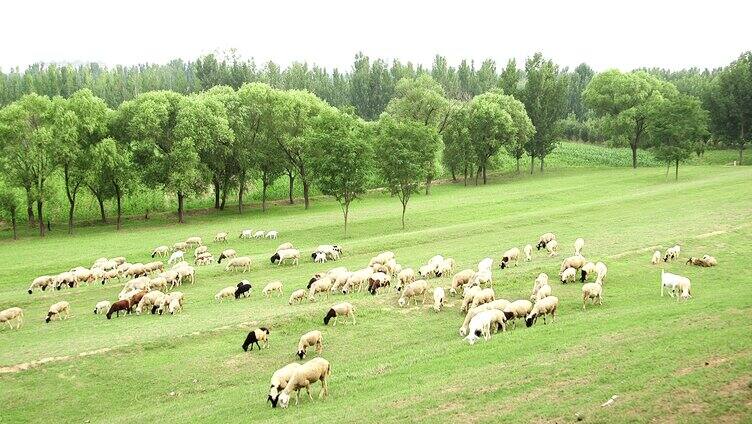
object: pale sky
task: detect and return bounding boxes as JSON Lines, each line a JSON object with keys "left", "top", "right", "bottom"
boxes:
{"left": 2, "top": 0, "right": 749, "bottom": 73}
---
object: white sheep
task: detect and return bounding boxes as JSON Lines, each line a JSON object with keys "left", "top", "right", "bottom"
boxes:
{"left": 93, "top": 301, "right": 110, "bottom": 315}
{"left": 460, "top": 286, "right": 482, "bottom": 312}
{"left": 450, "top": 269, "right": 476, "bottom": 296}
{"left": 217, "top": 249, "right": 237, "bottom": 264}
{"left": 215, "top": 286, "right": 237, "bottom": 302}
{"left": 661, "top": 270, "right": 691, "bottom": 299}
{"left": 432, "top": 287, "right": 445, "bottom": 312}
{"left": 309, "top": 277, "right": 333, "bottom": 301}
{"left": 546, "top": 239, "right": 559, "bottom": 257}
{"left": 470, "top": 287, "right": 496, "bottom": 309}
{"left": 369, "top": 251, "right": 395, "bottom": 267}
{"left": 502, "top": 300, "right": 533, "bottom": 329}
{"left": 272, "top": 248, "right": 300, "bottom": 266}
{"left": 595, "top": 261, "right": 608, "bottom": 284}
{"left": 28, "top": 275, "right": 54, "bottom": 294}
{"left": 323, "top": 302, "right": 355, "bottom": 326}
{"left": 185, "top": 236, "right": 202, "bottom": 246}
{"left": 477, "top": 258, "right": 493, "bottom": 273}
{"left": 582, "top": 281, "right": 603, "bottom": 309}
{"left": 342, "top": 267, "right": 373, "bottom": 294}
{"left": 225, "top": 256, "right": 252, "bottom": 273}
{"left": 459, "top": 299, "right": 511, "bottom": 336}
{"left": 523, "top": 244, "right": 533, "bottom": 261}
{"left": 163, "top": 292, "right": 184, "bottom": 315}
{"left": 397, "top": 268, "right": 416, "bottom": 291}
{"left": 531, "top": 283, "right": 552, "bottom": 302}
{"left": 664, "top": 245, "right": 681, "bottom": 262}
{"left": 46, "top": 301, "right": 71, "bottom": 323}
{"left": 464, "top": 309, "right": 507, "bottom": 344}
{"left": 580, "top": 262, "right": 596, "bottom": 283}
{"left": 313, "top": 252, "right": 327, "bottom": 264}
{"left": 193, "top": 245, "right": 209, "bottom": 258}
{"left": 253, "top": 230, "right": 266, "bottom": 239}
{"left": 137, "top": 291, "right": 166, "bottom": 314}
{"left": 276, "top": 357, "right": 331, "bottom": 408}
{"left": 651, "top": 250, "right": 662, "bottom": 265}
{"left": 436, "top": 258, "right": 456, "bottom": 277}
{"left": 296, "top": 330, "right": 324, "bottom": 359}
{"left": 525, "top": 296, "right": 559, "bottom": 327}
{"left": 263, "top": 281, "right": 283, "bottom": 297}
{"left": 240, "top": 229, "right": 253, "bottom": 239}
{"left": 268, "top": 363, "right": 302, "bottom": 407}
{"left": 214, "top": 232, "right": 228, "bottom": 243}
{"left": 560, "top": 255, "right": 587, "bottom": 273}
{"left": 167, "top": 250, "right": 184, "bottom": 265}
{"left": 499, "top": 247, "right": 520, "bottom": 269}
{"left": 289, "top": 289, "right": 307, "bottom": 305}
{"left": 172, "top": 241, "right": 189, "bottom": 252}
{"left": 536, "top": 232, "right": 556, "bottom": 250}
{"left": 265, "top": 231, "right": 278, "bottom": 239}
{"left": 314, "top": 245, "right": 342, "bottom": 261}
{"left": 471, "top": 269, "right": 493, "bottom": 287}
{"left": 276, "top": 242, "right": 294, "bottom": 252}
{"left": 560, "top": 267, "right": 577, "bottom": 284}
{"left": 574, "top": 237, "right": 585, "bottom": 255}
{"left": 0, "top": 307, "right": 23, "bottom": 329}
{"left": 532, "top": 273, "right": 549, "bottom": 293}
{"left": 398, "top": 280, "right": 429, "bottom": 307}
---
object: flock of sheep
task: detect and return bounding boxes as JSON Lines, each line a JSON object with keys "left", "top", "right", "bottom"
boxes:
{"left": 0, "top": 227, "right": 717, "bottom": 409}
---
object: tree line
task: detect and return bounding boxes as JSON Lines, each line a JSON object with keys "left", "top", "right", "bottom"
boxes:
{"left": 0, "top": 51, "right": 750, "bottom": 238}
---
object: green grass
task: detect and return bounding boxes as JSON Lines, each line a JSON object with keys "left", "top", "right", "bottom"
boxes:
{"left": 1, "top": 166, "right": 751, "bottom": 423}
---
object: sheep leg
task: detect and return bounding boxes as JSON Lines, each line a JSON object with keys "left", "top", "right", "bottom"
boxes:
{"left": 305, "top": 385, "right": 313, "bottom": 401}
{"left": 350, "top": 312, "right": 355, "bottom": 325}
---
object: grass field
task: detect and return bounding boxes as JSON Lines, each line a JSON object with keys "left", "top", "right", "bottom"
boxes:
{"left": 1, "top": 165, "right": 751, "bottom": 423}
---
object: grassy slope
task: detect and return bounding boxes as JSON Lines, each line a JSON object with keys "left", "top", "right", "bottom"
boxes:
{"left": 0, "top": 166, "right": 751, "bottom": 423}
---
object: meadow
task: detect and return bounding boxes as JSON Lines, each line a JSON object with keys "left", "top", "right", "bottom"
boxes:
{"left": 1, "top": 164, "right": 751, "bottom": 423}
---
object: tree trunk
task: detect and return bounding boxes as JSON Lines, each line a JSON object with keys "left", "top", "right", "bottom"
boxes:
{"left": 68, "top": 202, "right": 75, "bottom": 235}
{"left": 96, "top": 194, "right": 107, "bottom": 223}
{"left": 64, "top": 167, "right": 78, "bottom": 234}
{"left": 11, "top": 214, "right": 17, "bottom": 240}
{"left": 675, "top": 159, "right": 679, "bottom": 181}
{"left": 425, "top": 175, "right": 432, "bottom": 195}
{"left": 482, "top": 165, "right": 487, "bottom": 184}
{"left": 37, "top": 200, "right": 45, "bottom": 237}
{"left": 343, "top": 202, "right": 349, "bottom": 236}
{"left": 631, "top": 141, "right": 638, "bottom": 169}
{"left": 540, "top": 156, "right": 545, "bottom": 173}
{"left": 213, "top": 179, "right": 220, "bottom": 209}
{"left": 177, "top": 191, "right": 185, "bottom": 223}
{"left": 25, "top": 187, "right": 35, "bottom": 228}
{"left": 666, "top": 162, "right": 670, "bottom": 178}
{"left": 451, "top": 168, "right": 457, "bottom": 182}
{"left": 262, "top": 180, "right": 268, "bottom": 212}
{"left": 401, "top": 201, "right": 407, "bottom": 229}
{"left": 740, "top": 147, "right": 744, "bottom": 165}
{"left": 463, "top": 164, "right": 468, "bottom": 187}
{"left": 115, "top": 188, "right": 122, "bottom": 231}
{"left": 530, "top": 155, "right": 535, "bottom": 174}
{"left": 220, "top": 187, "right": 228, "bottom": 210}
{"left": 287, "top": 172, "right": 295, "bottom": 204}
{"left": 516, "top": 157, "right": 520, "bottom": 173}
{"left": 237, "top": 170, "right": 245, "bottom": 214}
{"left": 303, "top": 180, "right": 310, "bottom": 209}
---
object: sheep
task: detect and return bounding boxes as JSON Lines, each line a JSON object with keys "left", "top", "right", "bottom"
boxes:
{"left": 276, "top": 357, "right": 331, "bottom": 408}
{"left": 214, "top": 232, "right": 228, "bottom": 243}
{"left": 525, "top": 296, "right": 559, "bottom": 327}
{"left": 687, "top": 256, "right": 717, "bottom": 267}
{"left": 276, "top": 242, "right": 294, "bottom": 252}
{"left": 93, "top": 301, "right": 110, "bottom": 315}
{"left": 580, "top": 262, "right": 596, "bottom": 283}
{"left": 119, "top": 277, "right": 150, "bottom": 298}
{"left": 44, "top": 301, "right": 71, "bottom": 323}
{"left": 427, "top": 254, "right": 444, "bottom": 269}
{"left": 664, "top": 245, "right": 681, "bottom": 262}
{"left": 369, "top": 251, "right": 395, "bottom": 267}
{"left": 185, "top": 236, "right": 203, "bottom": 246}
{"left": 470, "top": 287, "right": 495, "bottom": 310}
{"left": 215, "top": 286, "right": 237, "bottom": 302}
{"left": 163, "top": 291, "right": 185, "bottom": 315}
{"left": 98, "top": 259, "right": 118, "bottom": 271}
{"left": 398, "top": 280, "right": 429, "bottom": 307}
{"left": 464, "top": 309, "right": 507, "bottom": 344}
{"left": 111, "top": 257, "right": 127, "bottom": 266}
{"left": 309, "top": 277, "right": 333, "bottom": 301}
{"left": 676, "top": 277, "right": 692, "bottom": 300}
{"left": 595, "top": 261, "right": 608, "bottom": 284}
{"left": 123, "top": 263, "right": 148, "bottom": 279}
{"left": 536, "top": 232, "right": 556, "bottom": 250}
{"left": 324, "top": 302, "right": 355, "bottom": 326}
{"left": 170, "top": 261, "right": 189, "bottom": 270}
{"left": 524, "top": 244, "right": 533, "bottom": 261}
{"left": 499, "top": 247, "right": 520, "bottom": 269}
{"left": 314, "top": 245, "right": 342, "bottom": 261}
{"left": 137, "top": 291, "right": 166, "bottom": 314}
{"left": 546, "top": 239, "right": 559, "bottom": 257}
{"left": 151, "top": 245, "right": 170, "bottom": 258}
{"left": 296, "top": 330, "right": 324, "bottom": 359}
{"left": 145, "top": 276, "right": 168, "bottom": 292}
{"left": 532, "top": 273, "right": 549, "bottom": 292}
{"left": 560, "top": 267, "right": 577, "bottom": 284}
{"left": 477, "top": 258, "right": 493, "bottom": 273}
{"left": 502, "top": 300, "right": 533, "bottom": 329}
{"left": 531, "top": 283, "right": 552, "bottom": 302}
{"left": 432, "top": 287, "right": 445, "bottom": 312}
{"left": 105, "top": 300, "right": 130, "bottom": 319}
{"left": 240, "top": 229, "right": 253, "bottom": 239}
{"left": 158, "top": 270, "right": 181, "bottom": 290}
{"left": 242, "top": 327, "right": 270, "bottom": 351}
{"left": 460, "top": 286, "right": 482, "bottom": 312}
{"left": 225, "top": 256, "right": 252, "bottom": 273}
{"left": 253, "top": 230, "right": 266, "bottom": 239}
{"left": 313, "top": 252, "right": 327, "bottom": 264}
{"left": 194, "top": 245, "right": 209, "bottom": 258}
{"left": 195, "top": 254, "right": 214, "bottom": 266}
{"left": 289, "top": 289, "right": 307, "bottom": 305}
{"left": 268, "top": 363, "right": 302, "bottom": 408}
{"left": 459, "top": 299, "right": 511, "bottom": 336}
{"left": 0, "top": 307, "right": 23, "bottom": 329}
{"left": 661, "top": 270, "right": 691, "bottom": 299}
{"left": 172, "top": 241, "right": 189, "bottom": 252}
{"left": 28, "top": 275, "right": 54, "bottom": 294}
{"left": 436, "top": 258, "right": 456, "bottom": 277}
{"left": 574, "top": 238, "right": 585, "bottom": 255}
{"left": 327, "top": 268, "right": 351, "bottom": 293}
{"left": 70, "top": 267, "right": 95, "bottom": 286}
{"left": 262, "top": 281, "right": 283, "bottom": 297}
{"left": 418, "top": 264, "right": 436, "bottom": 279}
{"left": 100, "top": 269, "right": 120, "bottom": 285}
{"left": 144, "top": 261, "right": 164, "bottom": 274}
{"left": 342, "top": 267, "right": 373, "bottom": 294}
{"left": 266, "top": 230, "right": 278, "bottom": 239}
{"left": 271, "top": 248, "right": 300, "bottom": 266}
{"left": 167, "top": 250, "right": 184, "bottom": 265}
{"left": 235, "top": 281, "right": 253, "bottom": 299}
{"left": 367, "top": 272, "right": 391, "bottom": 295}
{"left": 651, "top": 250, "right": 662, "bottom": 265}
{"left": 471, "top": 269, "right": 493, "bottom": 287}
{"left": 127, "top": 290, "right": 148, "bottom": 311}
{"left": 53, "top": 272, "right": 77, "bottom": 290}
{"left": 450, "top": 269, "right": 476, "bottom": 296}
{"left": 560, "top": 255, "right": 587, "bottom": 273}
{"left": 216, "top": 249, "right": 237, "bottom": 264}
{"left": 582, "top": 281, "right": 603, "bottom": 309}
{"left": 397, "top": 268, "right": 416, "bottom": 291}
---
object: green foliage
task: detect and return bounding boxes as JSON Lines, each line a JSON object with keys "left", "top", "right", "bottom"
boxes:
{"left": 649, "top": 94, "right": 710, "bottom": 179}
{"left": 706, "top": 52, "right": 752, "bottom": 164}
{"left": 0, "top": 182, "right": 20, "bottom": 239}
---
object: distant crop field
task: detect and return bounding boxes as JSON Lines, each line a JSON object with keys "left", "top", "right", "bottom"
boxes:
{"left": 1, "top": 166, "right": 750, "bottom": 423}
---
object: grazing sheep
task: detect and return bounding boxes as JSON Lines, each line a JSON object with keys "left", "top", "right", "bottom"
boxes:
{"left": 560, "top": 255, "right": 587, "bottom": 273}
{"left": 225, "top": 256, "right": 252, "bottom": 273}
{"left": 276, "top": 357, "right": 331, "bottom": 408}
{"left": 100, "top": 268, "right": 120, "bottom": 285}
{"left": 525, "top": 296, "right": 559, "bottom": 327}
{"left": 323, "top": 302, "right": 355, "bottom": 326}
{"left": 369, "top": 251, "right": 395, "bottom": 267}
{"left": 123, "top": 263, "right": 148, "bottom": 279}
{"left": 217, "top": 249, "right": 237, "bottom": 264}
{"left": 314, "top": 245, "right": 342, "bottom": 261}
{"left": 193, "top": 245, "right": 209, "bottom": 258}
{"left": 464, "top": 309, "right": 507, "bottom": 344}
{"left": 499, "top": 247, "right": 520, "bottom": 269}
{"left": 595, "top": 262, "right": 608, "bottom": 284}
{"left": 436, "top": 258, "right": 455, "bottom": 277}
{"left": 119, "top": 277, "right": 150, "bottom": 299}
{"left": 185, "top": 236, "right": 203, "bottom": 246}
{"left": 53, "top": 272, "right": 77, "bottom": 290}
{"left": 433, "top": 287, "right": 445, "bottom": 312}
{"left": 531, "top": 283, "right": 552, "bottom": 302}
{"left": 502, "top": 300, "right": 533, "bottom": 329}
{"left": 45, "top": 301, "right": 71, "bottom": 323}
{"left": 418, "top": 264, "right": 436, "bottom": 279}
{"left": 263, "top": 281, "right": 284, "bottom": 297}
{"left": 661, "top": 270, "right": 691, "bottom": 299}
{"left": 580, "top": 262, "right": 596, "bottom": 283}
{"left": 195, "top": 254, "right": 214, "bottom": 266}
{"left": 240, "top": 229, "right": 253, "bottom": 239}
{"left": 266, "top": 231, "right": 278, "bottom": 239}
{"left": 296, "top": 330, "right": 324, "bottom": 359}
{"left": 574, "top": 238, "right": 585, "bottom": 255}
{"left": 144, "top": 261, "right": 164, "bottom": 274}
{"left": 536, "top": 232, "right": 556, "bottom": 250}
{"left": 253, "top": 230, "right": 266, "bottom": 239}
{"left": 533, "top": 273, "right": 549, "bottom": 292}
{"left": 450, "top": 269, "right": 476, "bottom": 296}
{"left": 309, "top": 278, "right": 333, "bottom": 301}
{"left": 477, "top": 258, "right": 493, "bottom": 273}
{"left": 276, "top": 242, "right": 294, "bottom": 252}
{"left": 159, "top": 270, "right": 181, "bottom": 290}
{"left": 289, "top": 289, "right": 307, "bottom": 305}
{"left": 367, "top": 272, "right": 391, "bottom": 295}
{"left": 459, "top": 299, "right": 511, "bottom": 336}
{"left": 342, "top": 267, "right": 373, "bottom": 294}
{"left": 271, "top": 248, "right": 300, "bottom": 266}
{"left": 663, "top": 245, "right": 681, "bottom": 262}
{"left": 524, "top": 244, "right": 533, "bottom": 261}
{"left": 268, "top": 363, "right": 302, "bottom": 408}
{"left": 167, "top": 250, "right": 184, "bottom": 265}
{"left": 137, "top": 291, "right": 166, "bottom": 314}
{"left": 313, "top": 252, "right": 327, "bottom": 264}
{"left": 470, "top": 287, "right": 496, "bottom": 310}
{"left": 127, "top": 290, "right": 148, "bottom": 311}
{"left": 235, "top": 281, "right": 253, "bottom": 299}
{"left": 471, "top": 269, "right": 493, "bottom": 288}
{"left": 242, "top": 327, "right": 270, "bottom": 351}
{"left": 546, "top": 239, "right": 559, "bottom": 257}
{"left": 172, "top": 242, "right": 189, "bottom": 252}
{"left": 111, "top": 257, "right": 127, "bottom": 266}
{"left": 28, "top": 275, "right": 54, "bottom": 294}
{"left": 327, "top": 268, "right": 351, "bottom": 293}
{"left": 106, "top": 300, "right": 130, "bottom": 319}
{"left": 560, "top": 267, "right": 577, "bottom": 284}
{"left": 0, "top": 307, "right": 23, "bottom": 329}
{"left": 214, "top": 232, "right": 228, "bottom": 243}
{"left": 146, "top": 276, "right": 168, "bottom": 292}
{"left": 94, "top": 301, "right": 110, "bottom": 315}
{"left": 164, "top": 292, "right": 185, "bottom": 315}
{"left": 398, "top": 280, "right": 429, "bottom": 307}
{"left": 687, "top": 256, "right": 717, "bottom": 267}
{"left": 652, "top": 250, "right": 662, "bottom": 265}
{"left": 215, "top": 286, "right": 237, "bottom": 302}
{"left": 582, "top": 281, "right": 603, "bottom": 310}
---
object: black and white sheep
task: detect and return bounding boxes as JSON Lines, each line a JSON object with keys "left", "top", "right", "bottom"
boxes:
{"left": 235, "top": 280, "right": 253, "bottom": 299}
{"left": 242, "top": 327, "right": 270, "bottom": 351}
{"left": 296, "top": 330, "right": 323, "bottom": 359}
{"left": 276, "top": 357, "right": 331, "bottom": 408}
{"left": 323, "top": 302, "right": 355, "bottom": 326}
{"left": 271, "top": 248, "right": 300, "bottom": 266}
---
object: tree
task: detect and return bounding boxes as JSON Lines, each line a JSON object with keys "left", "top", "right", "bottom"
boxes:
{"left": 467, "top": 91, "right": 515, "bottom": 184}
{"left": 118, "top": 91, "right": 206, "bottom": 223}
{"left": 501, "top": 95, "right": 536, "bottom": 173}
{"left": 649, "top": 94, "right": 709, "bottom": 180}
{"left": 90, "top": 138, "right": 135, "bottom": 229}
{"left": 520, "top": 53, "right": 568, "bottom": 173}
{"left": 374, "top": 117, "right": 440, "bottom": 228}
{"left": 707, "top": 52, "right": 752, "bottom": 164}
{"left": 499, "top": 59, "right": 521, "bottom": 98}
{"left": 0, "top": 94, "right": 57, "bottom": 236}
{"left": 583, "top": 70, "right": 677, "bottom": 168}
{"left": 0, "top": 184, "right": 20, "bottom": 239}
{"left": 308, "top": 109, "right": 373, "bottom": 235}
{"left": 566, "top": 63, "right": 595, "bottom": 120}
{"left": 442, "top": 106, "right": 474, "bottom": 185}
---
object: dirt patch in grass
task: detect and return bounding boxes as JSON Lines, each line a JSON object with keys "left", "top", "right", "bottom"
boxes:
{"left": 718, "top": 375, "right": 752, "bottom": 397}
{"left": 676, "top": 355, "right": 730, "bottom": 377}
